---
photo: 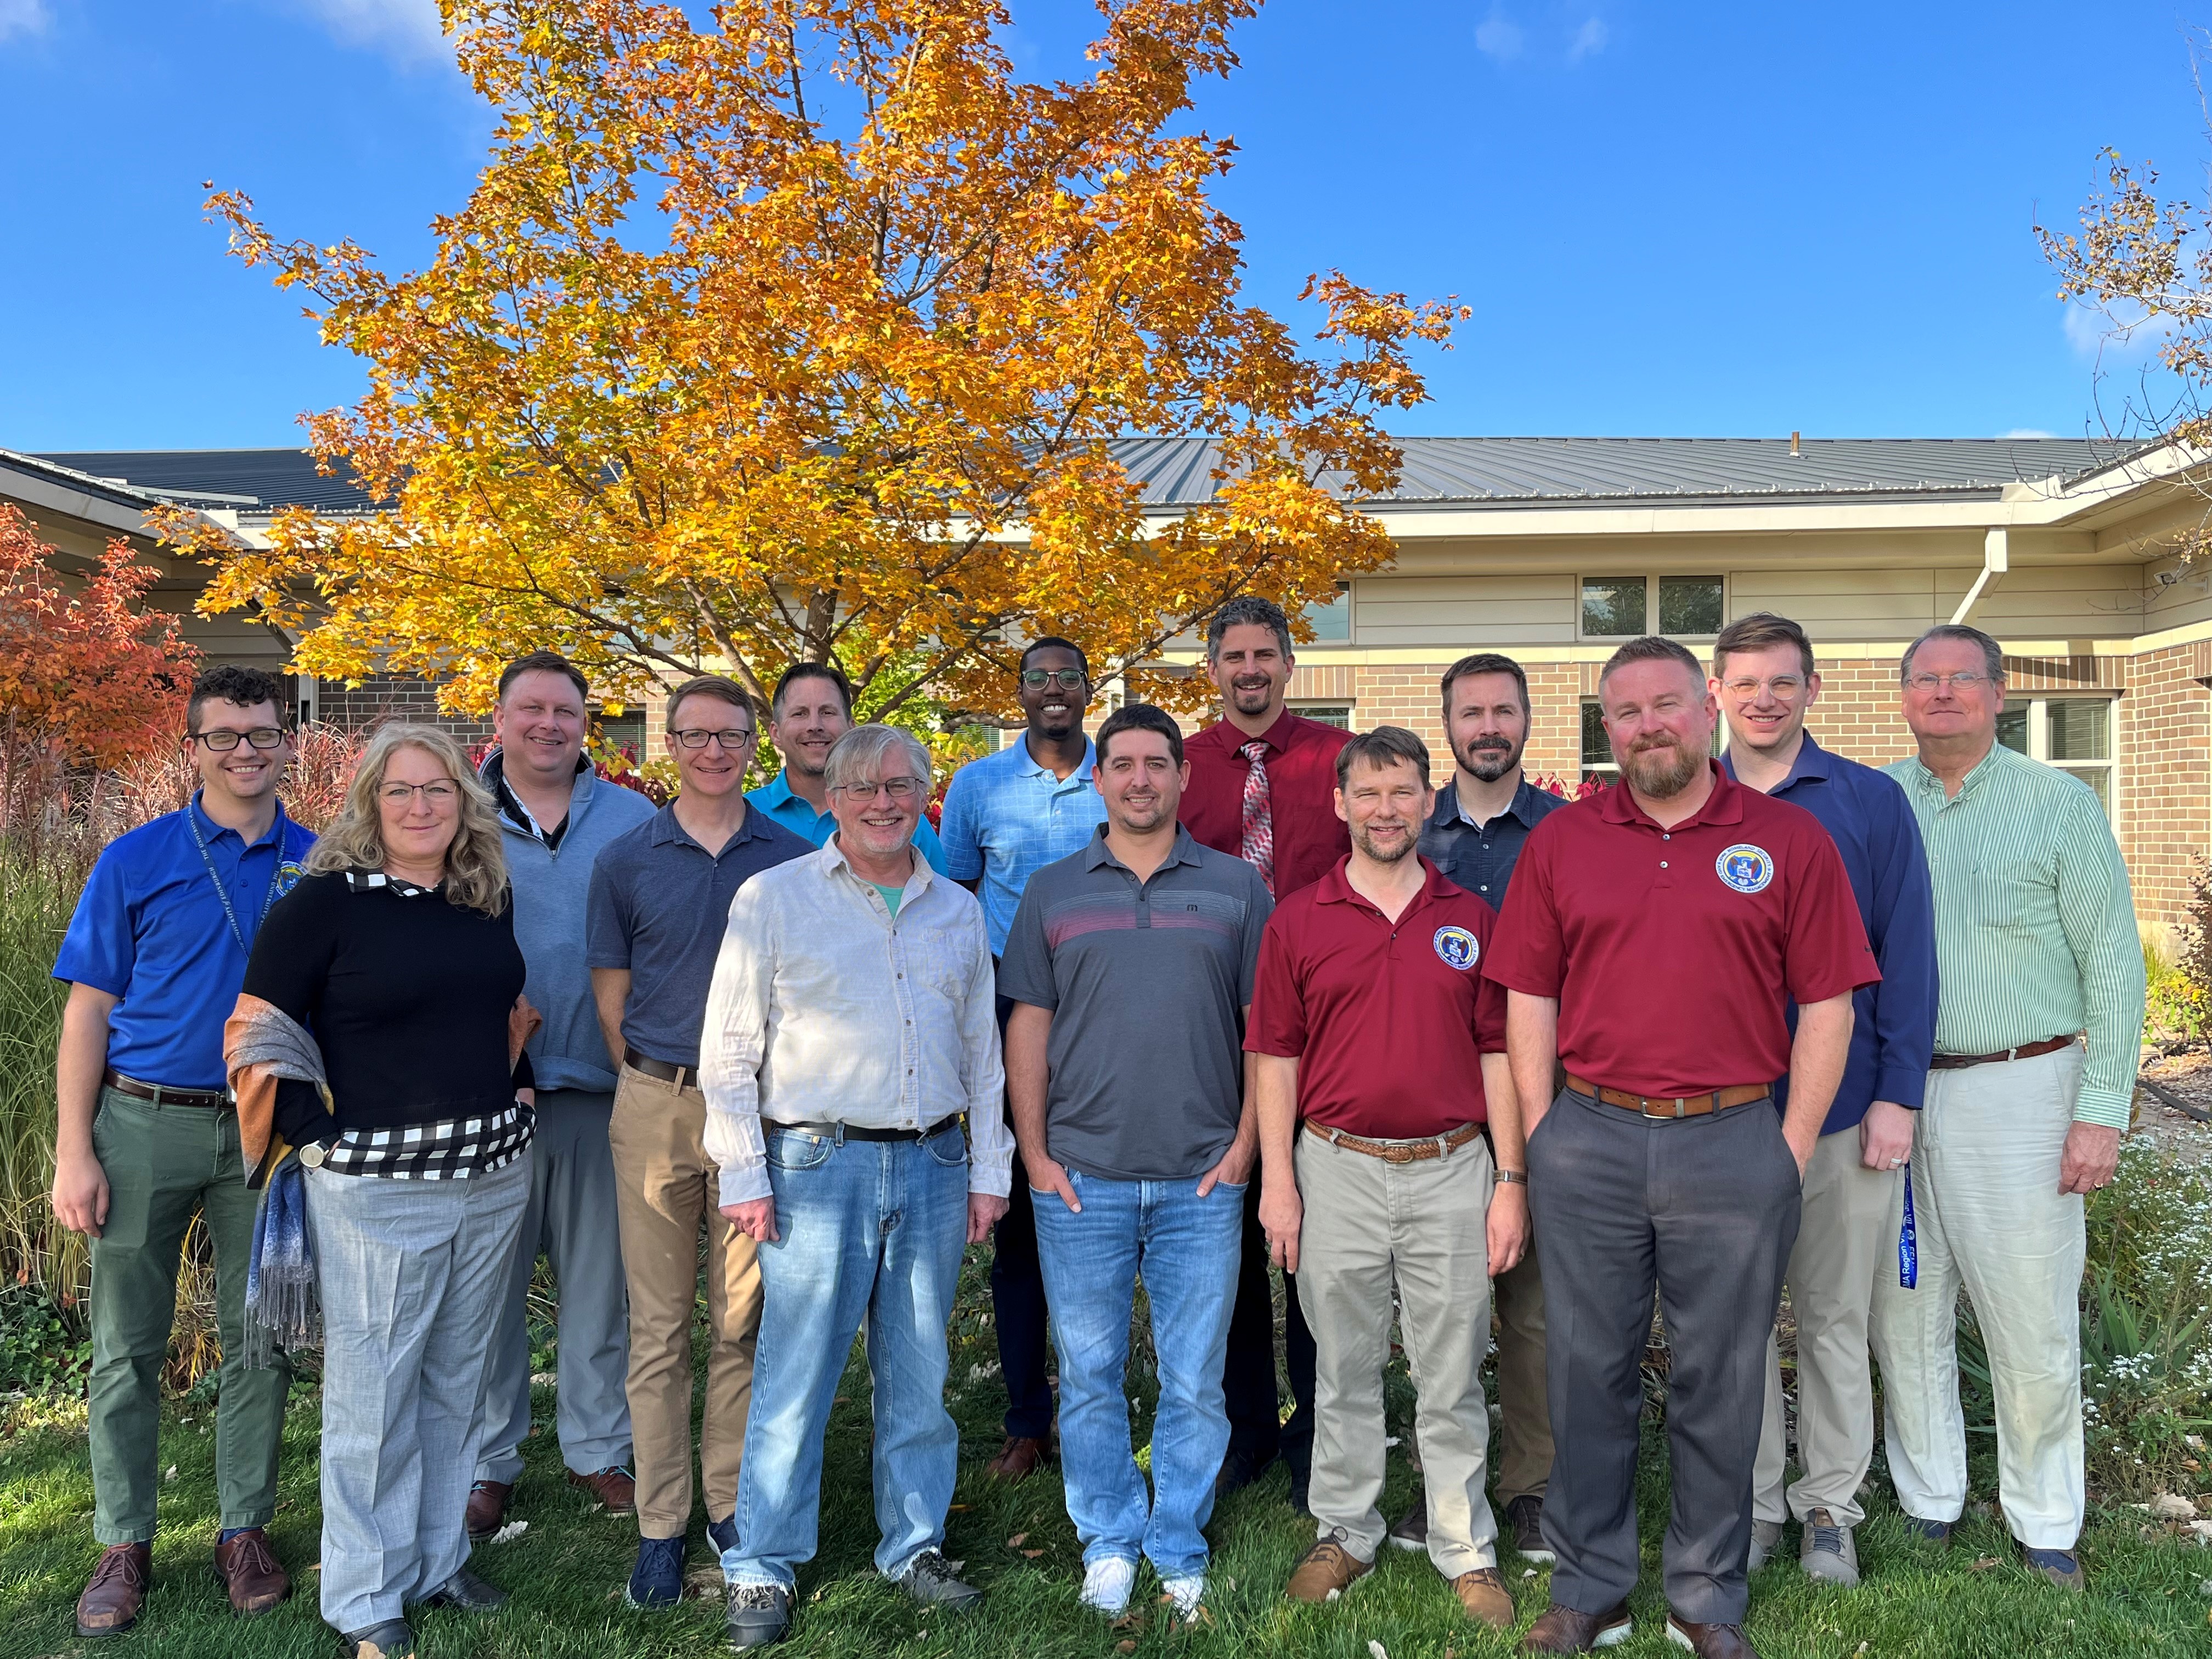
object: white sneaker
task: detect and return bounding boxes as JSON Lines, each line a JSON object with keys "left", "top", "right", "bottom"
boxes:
{"left": 1079, "top": 1556, "right": 1137, "bottom": 1617}
{"left": 1160, "top": 1573, "right": 1206, "bottom": 1618}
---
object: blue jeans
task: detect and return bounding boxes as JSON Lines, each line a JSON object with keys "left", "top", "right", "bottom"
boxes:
{"left": 724, "top": 1122, "right": 970, "bottom": 1588}
{"left": 1032, "top": 1170, "right": 1244, "bottom": 1581}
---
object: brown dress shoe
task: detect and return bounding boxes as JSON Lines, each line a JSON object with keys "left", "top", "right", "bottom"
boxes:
{"left": 1451, "top": 1566, "right": 1517, "bottom": 1628}
{"left": 567, "top": 1466, "right": 636, "bottom": 1513}
{"left": 1520, "top": 1599, "right": 1632, "bottom": 1652}
{"left": 984, "top": 1434, "right": 1049, "bottom": 1482}
{"left": 1664, "top": 1613, "right": 1760, "bottom": 1657}
{"left": 75, "top": 1542, "right": 151, "bottom": 1637}
{"left": 1284, "top": 1531, "right": 1375, "bottom": 1602}
{"left": 465, "top": 1480, "right": 513, "bottom": 1541}
{"left": 213, "top": 1528, "right": 290, "bottom": 1615}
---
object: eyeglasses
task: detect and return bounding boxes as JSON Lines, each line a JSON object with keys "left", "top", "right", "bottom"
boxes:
{"left": 1020, "top": 669, "right": 1087, "bottom": 690}
{"left": 1720, "top": 676, "right": 1805, "bottom": 698}
{"left": 1904, "top": 672, "right": 1991, "bottom": 693}
{"left": 830, "top": 777, "right": 923, "bottom": 802}
{"left": 670, "top": 728, "right": 755, "bottom": 750}
{"left": 379, "top": 781, "right": 460, "bottom": 805}
{"left": 190, "top": 727, "right": 286, "bottom": 751}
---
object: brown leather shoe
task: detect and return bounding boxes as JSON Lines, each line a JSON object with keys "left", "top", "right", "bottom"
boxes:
{"left": 984, "top": 1434, "right": 1050, "bottom": 1482}
{"left": 1520, "top": 1599, "right": 1632, "bottom": 1652}
{"left": 465, "top": 1480, "right": 512, "bottom": 1541}
{"left": 568, "top": 1466, "right": 636, "bottom": 1513}
{"left": 1284, "top": 1531, "right": 1375, "bottom": 1602}
{"left": 1451, "top": 1566, "right": 1516, "bottom": 1628}
{"left": 1664, "top": 1613, "right": 1760, "bottom": 1657}
{"left": 213, "top": 1528, "right": 290, "bottom": 1615}
{"left": 75, "top": 1542, "right": 151, "bottom": 1637}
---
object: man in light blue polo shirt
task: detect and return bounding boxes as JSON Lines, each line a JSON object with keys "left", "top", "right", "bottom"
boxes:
{"left": 748, "top": 660, "right": 947, "bottom": 873}
{"left": 939, "top": 636, "right": 1108, "bottom": 1481}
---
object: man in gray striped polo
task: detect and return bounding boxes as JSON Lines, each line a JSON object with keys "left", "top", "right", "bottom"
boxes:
{"left": 1872, "top": 623, "right": 2145, "bottom": 1592}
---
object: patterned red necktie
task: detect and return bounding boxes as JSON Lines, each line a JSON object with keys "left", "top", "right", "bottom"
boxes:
{"left": 1239, "top": 741, "right": 1276, "bottom": 896}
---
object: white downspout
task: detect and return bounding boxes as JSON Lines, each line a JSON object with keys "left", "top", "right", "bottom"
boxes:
{"left": 1950, "top": 527, "right": 2009, "bottom": 626}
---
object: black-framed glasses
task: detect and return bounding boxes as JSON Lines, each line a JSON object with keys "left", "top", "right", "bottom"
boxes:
{"left": 1020, "top": 668, "right": 1087, "bottom": 690}
{"left": 830, "top": 776, "right": 923, "bottom": 802}
{"left": 379, "top": 780, "right": 460, "bottom": 805}
{"left": 189, "top": 727, "right": 286, "bottom": 751}
{"left": 670, "top": 727, "right": 755, "bottom": 750}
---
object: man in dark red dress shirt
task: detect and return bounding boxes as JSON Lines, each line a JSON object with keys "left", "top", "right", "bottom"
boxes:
{"left": 1179, "top": 595, "right": 1352, "bottom": 1509}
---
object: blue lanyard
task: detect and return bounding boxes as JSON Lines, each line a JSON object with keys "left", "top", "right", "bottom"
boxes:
{"left": 1898, "top": 1164, "right": 1918, "bottom": 1289}
{"left": 185, "top": 800, "right": 287, "bottom": 957}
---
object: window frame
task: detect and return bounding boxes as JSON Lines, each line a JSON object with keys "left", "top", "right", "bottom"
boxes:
{"left": 1996, "top": 693, "right": 2118, "bottom": 817}
{"left": 1578, "top": 573, "right": 1728, "bottom": 641}
{"left": 1302, "top": 580, "right": 1353, "bottom": 645}
{"left": 1290, "top": 702, "right": 1353, "bottom": 730}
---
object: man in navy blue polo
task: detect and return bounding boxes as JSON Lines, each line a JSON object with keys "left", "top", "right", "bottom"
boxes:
{"left": 938, "top": 636, "right": 1108, "bottom": 1481}
{"left": 1414, "top": 652, "right": 1566, "bottom": 1565}
{"left": 1713, "top": 613, "right": 1937, "bottom": 1588}
{"left": 50, "top": 664, "right": 317, "bottom": 1638}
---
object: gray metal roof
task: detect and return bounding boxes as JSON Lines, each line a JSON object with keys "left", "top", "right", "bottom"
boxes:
{"left": 28, "top": 436, "right": 2148, "bottom": 517}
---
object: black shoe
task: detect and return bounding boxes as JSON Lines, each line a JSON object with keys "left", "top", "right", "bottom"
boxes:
{"left": 726, "top": 1581, "right": 793, "bottom": 1650}
{"left": 1214, "top": 1446, "right": 1274, "bottom": 1499}
{"left": 627, "top": 1535, "right": 685, "bottom": 1610}
{"left": 341, "top": 1618, "right": 416, "bottom": 1659}
{"left": 708, "top": 1514, "right": 740, "bottom": 1557}
{"left": 896, "top": 1550, "right": 983, "bottom": 1612}
{"left": 1508, "top": 1494, "right": 1555, "bottom": 1564}
{"left": 420, "top": 1568, "right": 507, "bottom": 1613}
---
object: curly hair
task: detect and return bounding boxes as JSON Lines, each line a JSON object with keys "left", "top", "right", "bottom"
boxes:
{"left": 304, "top": 724, "right": 511, "bottom": 915}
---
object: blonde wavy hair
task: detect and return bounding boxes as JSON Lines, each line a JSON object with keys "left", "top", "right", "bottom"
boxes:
{"left": 304, "top": 724, "right": 511, "bottom": 915}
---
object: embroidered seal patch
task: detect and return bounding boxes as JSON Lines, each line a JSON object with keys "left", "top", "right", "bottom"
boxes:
{"left": 1432, "top": 925, "right": 1479, "bottom": 969}
{"left": 1715, "top": 843, "right": 1775, "bottom": 894}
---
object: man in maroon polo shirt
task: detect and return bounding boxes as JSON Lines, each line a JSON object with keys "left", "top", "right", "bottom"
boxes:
{"left": 1182, "top": 594, "right": 1352, "bottom": 1507}
{"left": 1485, "top": 636, "right": 1875, "bottom": 1659}
{"left": 1250, "top": 727, "right": 1526, "bottom": 1631}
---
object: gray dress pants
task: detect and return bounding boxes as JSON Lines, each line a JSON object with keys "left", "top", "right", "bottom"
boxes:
{"left": 1526, "top": 1087, "right": 1801, "bottom": 1627}
{"left": 475, "top": 1088, "right": 634, "bottom": 1484}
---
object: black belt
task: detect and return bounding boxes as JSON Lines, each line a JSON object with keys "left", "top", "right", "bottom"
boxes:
{"left": 104, "top": 1069, "right": 228, "bottom": 1109}
{"left": 764, "top": 1114, "right": 963, "bottom": 1144}
{"left": 624, "top": 1048, "right": 698, "bottom": 1090}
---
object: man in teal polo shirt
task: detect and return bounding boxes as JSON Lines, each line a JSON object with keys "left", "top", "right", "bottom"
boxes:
{"left": 747, "top": 661, "right": 947, "bottom": 872}
{"left": 50, "top": 664, "right": 315, "bottom": 1638}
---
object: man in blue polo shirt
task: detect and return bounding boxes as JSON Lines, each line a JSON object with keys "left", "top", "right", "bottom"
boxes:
{"left": 1713, "top": 613, "right": 1937, "bottom": 1588}
{"left": 938, "top": 636, "right": 1108, "bottom": 1481}
{"left": 50, "top": 664, "right": 316, "bottom": 1639}
{"left": 747, "top": 660, "right": 948, "bottom": 872}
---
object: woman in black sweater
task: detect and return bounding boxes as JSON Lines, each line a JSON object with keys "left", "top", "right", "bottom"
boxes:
{"left": 242, "top": 724, "right": 535, "bottom": 1659}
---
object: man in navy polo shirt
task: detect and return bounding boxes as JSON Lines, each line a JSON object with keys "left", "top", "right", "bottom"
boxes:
{"left": 1486, "top": 636, "right": 1876, "bottom": 1659}
{"left": 51, "top": 664, "right": 315, "bottom": 1638}
{"left": 1712, "top": 614, "right": 1936, "bottom": 1587}
{"left": 939, "top": 636, "right": 1108, "bottom": 1482}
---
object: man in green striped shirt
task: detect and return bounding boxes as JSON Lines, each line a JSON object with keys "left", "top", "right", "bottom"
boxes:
{"left": 1873, "top": 623, "right": 2145, "bottom": 1594}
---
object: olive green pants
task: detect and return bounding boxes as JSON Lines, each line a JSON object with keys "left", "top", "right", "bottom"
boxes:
{"left": 87, "top": 1088, "right": 290, "bottom": 1543}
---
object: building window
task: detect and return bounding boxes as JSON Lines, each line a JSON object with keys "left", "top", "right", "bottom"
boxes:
{"left": 1997, "top": 697, "right": 2115, "bottom": 813}
{"left": 595, "top": 708, "right": 646, "bottom": 760}
{"left": 1579, "top": 574, "right": 1724, "bottom": 639}
{"left": 1579, "top": 699, "right": 1620, "bottom": 784}
{"left": 1293, "top": 702, "right": 1353, "bottom": 730}
{"left": 1304, "top": 582, "right": 1352, "bottom": 642}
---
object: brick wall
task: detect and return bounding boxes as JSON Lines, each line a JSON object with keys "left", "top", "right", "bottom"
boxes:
{"left": 2118, "top": 644, "right": 2211, "bottom": 928}
{"left": 313, "top": 675, "right": 495, "bottom": 747}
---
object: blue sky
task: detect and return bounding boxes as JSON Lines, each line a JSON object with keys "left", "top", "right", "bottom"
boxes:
{"left": 1, "top": 0, "right": 2205, "bottom": 448}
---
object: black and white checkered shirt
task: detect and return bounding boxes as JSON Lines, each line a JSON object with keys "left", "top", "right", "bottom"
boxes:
{"left": 320, "top": 1099, "right": 535, "bottom": 1181}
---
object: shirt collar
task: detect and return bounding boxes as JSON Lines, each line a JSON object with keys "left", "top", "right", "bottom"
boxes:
{"left": 1721, "top": 731, "right": 1834, "bottom": 793}
{"left": 1013, "top": 735, "right": 1097, "bottom": 783}
{"left": 1598, "top": 760, "right": 1745, "bottom": 830}
{"left": 1902, "top": 737, "right": 2008, "bottom": 800}
{"left": 1080, "top": 821, "right": 1203, "bottom": 873}
{"left": 1207, "top": 706, "right": 1303, "bottom": 757}
{"left": 188, "top": 792, "right": 292, "bottom": 851}
{"left": 1313, "top": 853, "right": 1457, "bottom": 913}
{"left": 822, "top": 833, "right": 935, "bottom": 898}
{"left": 1441, "top": 773, "right": 1546, "bottom": 831}
{"left": 650, "top": 800, "right": 769, "bottom": 850}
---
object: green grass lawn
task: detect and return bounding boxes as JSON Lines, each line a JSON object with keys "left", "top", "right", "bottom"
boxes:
{"left": 5, "top": 1251, "right": 2211, "bottom": 1659}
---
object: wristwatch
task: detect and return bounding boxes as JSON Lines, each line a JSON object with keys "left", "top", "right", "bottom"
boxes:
{"left": 1495, "top": 1169, "right": 1527, "bottom": 1186}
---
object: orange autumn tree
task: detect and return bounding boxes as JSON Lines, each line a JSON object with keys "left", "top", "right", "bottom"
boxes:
{"left": 173, "top": 0, "right": 1465, "bottom": 721}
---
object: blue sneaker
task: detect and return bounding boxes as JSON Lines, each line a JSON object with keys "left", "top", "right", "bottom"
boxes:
{"left": 627, "top": 1535, "right": 685, "bottom": 1610}
{"left": 2023, "top": 1547, "right": 2084, "bottom": 1592}
{"left": 1901, "top": 1516, "right": 1953, "bottom": 1547}
{"left": 707, "top": 1514, "right": 739, "bottom": 1559}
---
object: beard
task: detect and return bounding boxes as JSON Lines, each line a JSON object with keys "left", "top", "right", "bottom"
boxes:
{"left": 1351, "top": 821, "right": 1418, "bottom": 864}
{"left": 1620, "top": 733, "right": 1707, "bottom": 798}
{"left": 1455, "top": 736, "right": 1523, "bottom": 783}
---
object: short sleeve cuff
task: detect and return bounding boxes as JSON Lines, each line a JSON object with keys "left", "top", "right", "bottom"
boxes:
{"left": 2072, "top": 1086, "right": 2134, "bottom": 1131}
{"left": 1870, "top": 1065, "right": 1927, "bottom": 1110}
{"left": 1479, "top": 966, "right": 1562, "bottom": 998}
{"left": 943, "top": 851, "right": 984, "bottom": 881}
{"left": 1243, "top": 1037, "right": 1305, "bottom": 1057}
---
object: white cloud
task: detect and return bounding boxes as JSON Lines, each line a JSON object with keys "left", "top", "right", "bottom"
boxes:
{"left": 1569, "top": 18, "right": 1609, "bottom": 61}
{"left": 1475, "top": 9, "right": 1524, "bottom": 61}
{"left": 1999, "top": 428, "right": 2057, "bottom": 439}
{"left": 2064, "top": 297, "right": 2176, "bottom": 362}
{"left": 0, "top": 0, "right": 53, "bottom": 44}
{"left": 283, "top": 0, "right": 448, "bottom": 64}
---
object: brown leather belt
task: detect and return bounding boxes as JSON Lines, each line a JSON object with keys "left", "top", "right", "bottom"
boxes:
{"left": 1567, "top": 1076, "right": 1770, "bottom": 1119}
{"left": 624, "top": 1048, "right": 698, "bottom": 1091}
{"left": 1928, "top": 1035, "right": 2075, "bottom": 1071}
{"left": 103, "top": 1069, "right": 227, "bottom": 1109}
{"left": 1303, "top": 1121, "right": 1485, "bottom": 1163}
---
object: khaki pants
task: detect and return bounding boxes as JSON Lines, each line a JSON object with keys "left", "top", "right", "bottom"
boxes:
{"left": 608, "top": 1063, "right": 764, "bottom": 1536}
{"left": 1296, "top": 1127, "right": 1498, "bottom": 1577}
{"left": 1754, "top": 1125, "right": 1898, "bottom": 1526}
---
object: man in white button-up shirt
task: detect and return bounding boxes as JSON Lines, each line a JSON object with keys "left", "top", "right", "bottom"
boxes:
{"left": 699, "top": 723, "right": 1009, "bottom": 1652}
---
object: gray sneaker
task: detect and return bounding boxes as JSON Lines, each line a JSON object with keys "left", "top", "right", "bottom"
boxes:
{"left": 1799, "top": 1509, "right": 1859, "bottom": 1586}
{"left": 1746, "top": 1518, "right": 1785, "bottom": 1572}
{"left": 1387, "top": 1489, "right": 1429, "bottom": 1552}
{"left": 896, "top": 1551, "right": 983, "bottom": 1612}
{"left": 725, "top": 1582, "right": 792, "bottom": 1651}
